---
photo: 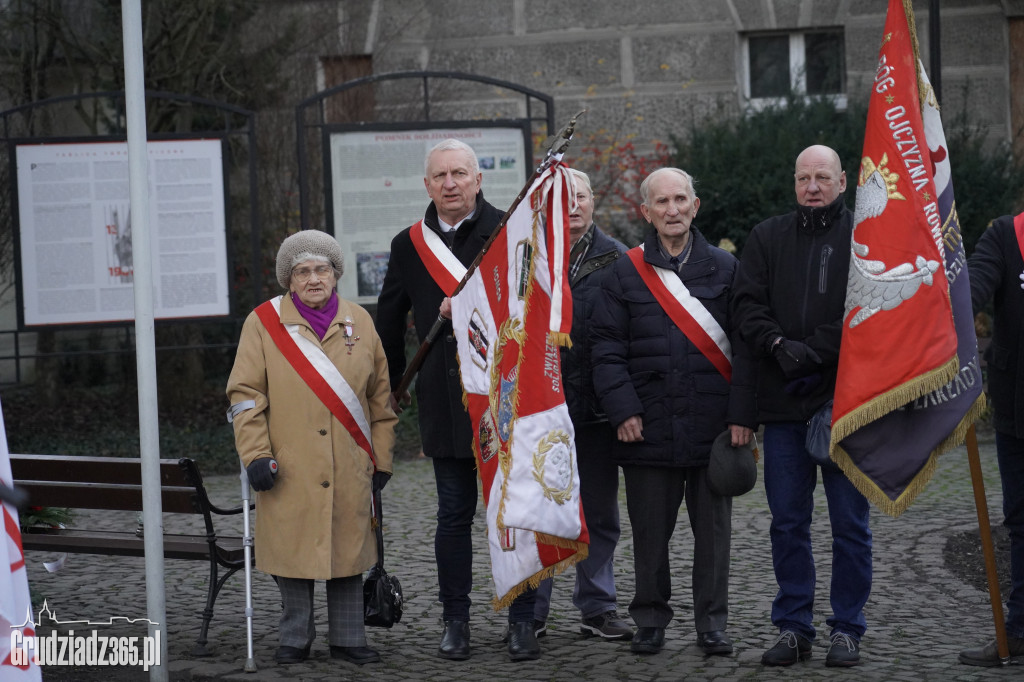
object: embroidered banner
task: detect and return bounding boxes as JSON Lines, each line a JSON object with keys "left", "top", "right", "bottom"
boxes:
{"left": 255, "top": 297, "right": 376, "bottom": 468}
{"left": 830, "top": 0, "right": 984, "bottom": 516}
{"left": 410, "top": 220, "right": 467, "bottom": 297}
{"left": 626, "top": 246, "right": 732, "bottom": 381}
{"left": 451, "top": 162, "right": 588, "bottom": 608}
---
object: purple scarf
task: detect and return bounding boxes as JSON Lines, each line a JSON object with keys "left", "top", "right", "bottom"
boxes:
{"left": 292, "top": 291, "right": 338, "bottom": 340}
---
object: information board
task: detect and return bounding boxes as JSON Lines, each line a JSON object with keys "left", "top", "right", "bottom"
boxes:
{"left": 15, "top": 139, "right": 230, "bottom": 326}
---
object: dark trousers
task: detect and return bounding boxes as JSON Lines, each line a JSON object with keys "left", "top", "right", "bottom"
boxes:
{"left": 997, "top": 429, "right": 1024, "bottom": 638}
{"left": 622, "top": 464, "right": 731, "bottom": 632}
{"left": 431, "top": 456, "right": 536, "bottom": 623}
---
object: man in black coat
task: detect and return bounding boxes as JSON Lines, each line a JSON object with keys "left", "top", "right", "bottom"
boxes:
{"left": 732, "top": 145, "right": 871, "bottom": 668}
{"left": 533, "top": 169, "right": 633, "bottom": 641}
{"left": 592, "top": 167, "right": 756, "bottom": 656}
{"left": 960, "top": 213, "right": 1024, "bottom": 666}
{"left": 376, "top": 139, "right": 539, "bottom": 662}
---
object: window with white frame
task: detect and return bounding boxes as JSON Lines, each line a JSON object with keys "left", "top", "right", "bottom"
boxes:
{"left": 744, "top": 29, "right": 846, "bottom": 107}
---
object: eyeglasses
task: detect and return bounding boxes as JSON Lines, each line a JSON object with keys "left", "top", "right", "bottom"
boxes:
{"left": 292, "top": 265, "right": 334, "bottom": 282}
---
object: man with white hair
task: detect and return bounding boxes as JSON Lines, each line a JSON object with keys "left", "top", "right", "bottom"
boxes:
{"left": 591, "top": 167, "right": 756, "bottom": 656}
{"left": 377, "top": 138, "right": 540, "bottom": 662}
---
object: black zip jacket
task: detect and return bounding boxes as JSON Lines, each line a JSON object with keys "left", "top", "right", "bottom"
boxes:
{"left": 731, "top": 195, "right": 852, "bottom": 422}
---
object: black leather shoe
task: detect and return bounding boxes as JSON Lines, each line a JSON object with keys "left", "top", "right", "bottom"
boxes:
{"left": 330, "top": 645, "right": 381, "bottom": 665}
{"left": 507, "top": 621, "right": 541, "bottom": 661}
{"left": 698, "top": 630, "right": 734, "bottom": 655}
{"left": 274, "top": 644, "right": 310, "bottom": 664}
{"left": 438, "top": 620, "right": 471, "bottom": 660}
{"left": 631, "top": 627, "right": 665, "bottom": 654}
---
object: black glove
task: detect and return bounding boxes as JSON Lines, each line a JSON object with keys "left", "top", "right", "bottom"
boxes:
{"left": 785, "top": 373, "right": 823, "bottom": 396}
{"left": 773, "top": 338, "right": 822, "bottom": 379}
{"left": 246, "top": 458, "right": 278, "bottom": 492}
{"left": 372, "top": 471, "right": 392, "bottom": 493}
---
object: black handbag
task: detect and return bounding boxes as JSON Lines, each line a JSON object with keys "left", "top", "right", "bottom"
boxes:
{"left": 363, "top": 489, "right": 403, "bottom": 628}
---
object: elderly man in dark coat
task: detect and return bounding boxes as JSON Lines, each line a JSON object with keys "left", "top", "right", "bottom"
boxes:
{"left": 591, "top": 167, "right": 756, "bottom": 656}
{"left": 376, "top": 138, "right": 540, "bottom": 662}
{"left": 960, "top": 213, "right": 1024, "bottom": 666}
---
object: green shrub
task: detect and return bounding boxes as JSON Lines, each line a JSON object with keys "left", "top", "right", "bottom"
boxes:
{"left": 671, "top": 95, "right": 1024, "bottom": 256}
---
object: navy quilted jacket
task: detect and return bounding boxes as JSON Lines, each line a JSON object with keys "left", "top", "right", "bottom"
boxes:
{"left": 592, "top": 227, "right": 757, "bottom": 468}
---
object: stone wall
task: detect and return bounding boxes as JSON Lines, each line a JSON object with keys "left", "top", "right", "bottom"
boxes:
{"left": 295, "top": 0, "right": 1019, "bottom": 156}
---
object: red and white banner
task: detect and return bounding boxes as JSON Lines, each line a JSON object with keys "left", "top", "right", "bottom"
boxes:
{"left": 451, "top": 162, "right": 587, "bottom": 607}
{"left": 830, "top": 0, "right": 983, "bottom": 516}
{"left": 0, "top": 398, "right": 42, "bottom": 679}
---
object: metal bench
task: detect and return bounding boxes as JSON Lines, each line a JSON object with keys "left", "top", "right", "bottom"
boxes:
{"left": 11, "top": 454, "right": 249, "bottom": 656}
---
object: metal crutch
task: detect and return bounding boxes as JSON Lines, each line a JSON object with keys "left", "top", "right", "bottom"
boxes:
{"left": 240, "top": 462, "right": 258, "bottom": 673}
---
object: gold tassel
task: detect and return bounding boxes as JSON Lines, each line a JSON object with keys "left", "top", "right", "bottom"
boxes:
{"left": 547, "top": 331, "right": 573, "bottom": 349}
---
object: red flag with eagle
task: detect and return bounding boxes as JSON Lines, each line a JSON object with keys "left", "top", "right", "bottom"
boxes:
{"left": 830, "top": 0, "right": 985, "bottom": 516}
{"left": 450, "top": 161, "right": 588, "bottom": 608}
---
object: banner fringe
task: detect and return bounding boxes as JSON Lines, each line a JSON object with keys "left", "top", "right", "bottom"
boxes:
{"left": 490, "top": 539, "right": 589, "bottom": 611}
{"left": 547, "top": 331, "right": 572, "bottom": 349}
{"left": 832, "top": 393, "right": 986, "bottom": 518}
{"left": 831, "top": 356, "right": 957, "bottom": 447}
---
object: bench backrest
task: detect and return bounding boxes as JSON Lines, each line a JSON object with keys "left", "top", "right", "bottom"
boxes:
{"left": 10, "top": 455, "right": 205, "bottom": 515}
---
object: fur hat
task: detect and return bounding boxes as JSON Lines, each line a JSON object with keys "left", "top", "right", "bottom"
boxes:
{"left": 275, "top": 229, "right": 344, "bottom": 289}
{"left": 707, "top": 429, "right": 757, "bottom": 497}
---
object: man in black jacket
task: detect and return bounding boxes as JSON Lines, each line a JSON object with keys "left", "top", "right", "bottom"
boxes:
{"left": 960, "top": 213, "right": 1024, "bottom": 666}
{"left": 732, "top": 145, "right": 871, "bottom": 668}
{"left": 592, "top": 167, "right": 756, "bottom": 656}
{"left": 533, "top": 169, "right": 633, "bottom": 641}
{"left": 376, "top": 139, "right": 539, "bottom": 662}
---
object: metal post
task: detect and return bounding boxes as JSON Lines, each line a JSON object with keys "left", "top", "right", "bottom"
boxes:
{"left": 121, "top": 1, "right": 169, "bottom": 679}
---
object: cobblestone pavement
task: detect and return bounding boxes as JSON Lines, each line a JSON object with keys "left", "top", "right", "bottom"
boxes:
{"left": 24, "top": 432, "right": 1023, "bottom": 681}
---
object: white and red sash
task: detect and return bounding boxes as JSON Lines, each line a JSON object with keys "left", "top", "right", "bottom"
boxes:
{"left": 410, "top": 220, "right": 468, "bottom": 296}
{"left": 1014, "top": 212, "right": 1024, "bottom": 265}
{"left": 255, "top": 296, "right": 376, "bottom": 468}
{"left": 627, "top": 245, "right": 732, "bottom": 381}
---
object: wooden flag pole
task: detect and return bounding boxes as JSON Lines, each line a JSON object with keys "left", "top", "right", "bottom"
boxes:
{"left": 965, "top": 423, "right": 1010, "bottom": 662}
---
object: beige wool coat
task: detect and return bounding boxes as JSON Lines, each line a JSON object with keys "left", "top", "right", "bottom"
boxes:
{"left": 227, "top": 293, "right": 396, "bottom": 579}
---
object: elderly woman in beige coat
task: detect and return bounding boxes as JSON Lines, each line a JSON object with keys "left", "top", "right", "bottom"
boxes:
{"left": 227, "top": 229, "right": 396, "bottom": 667}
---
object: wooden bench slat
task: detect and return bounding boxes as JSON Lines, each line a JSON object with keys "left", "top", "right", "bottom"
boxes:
{"left": 17, "top": 481, "right": 200, "bottom": 514}
{"left": 21, "top": 529, "right": 245, "bottom": 563}
{"left": 11, "top": 455, "right": 188, "bottom": 487}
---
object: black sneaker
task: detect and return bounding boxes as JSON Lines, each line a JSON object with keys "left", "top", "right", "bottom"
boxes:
{"left": 761, "top": 630, "right": 812, "bottom": 666}
{"left": 826, "top": 632, "right": 860, "bottom": 667}
{"left": 580, "top": 610, "right": 634, "bottom": 640}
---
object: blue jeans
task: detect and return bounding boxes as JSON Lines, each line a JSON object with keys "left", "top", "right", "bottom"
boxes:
{"left": 763, "top": 421, "right": 872, "bottom": 641}
{"left": 535, "top": 422, "right": 622, "bottom": 621}
{"left": 432, "top": 456, "right": 536, "bottom": 623}
{"left": 997, "top": 429, "right": 1024, "bottom": 638}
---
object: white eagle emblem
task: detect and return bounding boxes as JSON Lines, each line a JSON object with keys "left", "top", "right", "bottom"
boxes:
{"left": 844, "top": 154, "right": 941, "bottom": 328}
